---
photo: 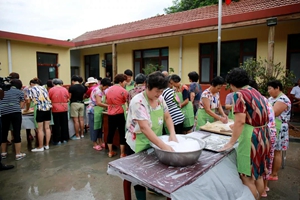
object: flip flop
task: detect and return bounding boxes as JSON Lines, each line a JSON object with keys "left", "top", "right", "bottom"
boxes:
{"left": 261, "top": 192, "right": 267, "bottom": 198}
{"left": 108, "top": 151, "right": 117, "bottom": 158}
{"left": 265, "top": 187, "right": 270, "bottom": 192}
{"left": 93, "top": 145, "right": 102, "bottom": 151}
{"left": 268, "top": 176, "right": 278, "bottom": 181}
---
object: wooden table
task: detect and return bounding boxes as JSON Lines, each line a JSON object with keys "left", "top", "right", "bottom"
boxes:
{"left": 107, "top": 132, "right": 254, "bottom": 200}
{"left": 102, "top": 112, "right": 120, "bottom": 148}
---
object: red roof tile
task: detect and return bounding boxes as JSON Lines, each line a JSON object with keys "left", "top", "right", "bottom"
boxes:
{"left": 73, "top": 0, "right": 300, "bottom": 47}
{"left": 0, "top": 31, "right": 74, "bottom": 48}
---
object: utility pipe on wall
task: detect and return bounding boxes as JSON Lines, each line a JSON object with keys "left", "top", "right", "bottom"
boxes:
{"left": 7, "top": 40, "right": 12, "bottom": 73}
{"left": 179, "top": 36, "right": 183, "bottom": 77}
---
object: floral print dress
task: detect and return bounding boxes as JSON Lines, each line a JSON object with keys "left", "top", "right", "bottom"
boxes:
{"left": 268, "top": 94, "right": 291, "bottom": 151}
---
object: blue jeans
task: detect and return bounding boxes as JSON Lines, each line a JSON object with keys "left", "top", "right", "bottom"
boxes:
{"left": 88, "top": 113, "right": 102, "bottom": 142}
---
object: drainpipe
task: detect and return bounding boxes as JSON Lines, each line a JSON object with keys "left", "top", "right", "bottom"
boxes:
{"left": 7, "top": 40, "right": 12, "bottom": 73}
{"left": 179, "top": 36, "right": 183, "bottom": 77}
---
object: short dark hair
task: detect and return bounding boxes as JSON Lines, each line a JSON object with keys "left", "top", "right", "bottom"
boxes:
{"left": 9, "top": 72, "right": 20, "bottom": 80}
{"left": 124, "top": 69, "right": 133, "bottom": 76}
{"left": 101, "top": 78, "right": 112, "bottom": 87}
{"left": 78, "top": 76, "right": 83, "bottom": 83}
{"left": 114, "top": 74, "right": 127, "bottom": 84}
{"left": 30, "top": 78, "right": 42, "bottom": 85}
{"left": 267, "top": 80, "right": 283, "bottom": 91}
{"left": 226, "top": 68, "right": 249, "bottom": 88}
{"left": 211, "top": 76, "right": 224, "bottom": 87}
{"left": 146, "top": 71, "right": 168, "bottom": 90}
{"left": 71, "top": 75, "right": 80, "bottom": 82}
{"left": 188, "top": 71, "right": 199, "bottom": 82}
{"left": 97, "top": 77, "right": 102, "bottom": 81}
{"left": 52, "top": 78, "right": 63, "bottom": 85}
{"left": 249, "top": 79, "right": 258, "bottom": 90}
{"left": 46, "top": 80, "right": 54, "bottom": 88}
{"left": 10, "top": 79, "right": 22, "bottom": 89}
{"left": 170, "top": 74, "right": 181, "bottom": 83}
{"left": 135, "top": 73, "right": 146, "bottom": 84}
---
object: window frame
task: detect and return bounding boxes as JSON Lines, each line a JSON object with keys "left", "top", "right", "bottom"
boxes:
{"left": 286, "top": 33, "right": 300, "bottom": 71}
{"left": 36, "top": 52, "right": 59, "bottom": 83}
{"left": 199, "top": 39, "right": 257, "bottom": 83}
{"left": 84, "top": 54, "right": 100, "bottom": 80}
{"left": 133, "top": 47, "right": 169, "bottom": 76}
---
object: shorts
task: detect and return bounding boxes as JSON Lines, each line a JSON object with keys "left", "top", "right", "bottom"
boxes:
{"left": 70, "top": 102, "right": 84, "bottom": 117}
{"left": 36, "top": 110, "right": 51, "bottom": 122}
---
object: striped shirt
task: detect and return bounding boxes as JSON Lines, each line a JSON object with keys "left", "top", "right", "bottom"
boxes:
{"left": 0, "top": 87, "right": 25, "bottom": 116}
{"left": 162, "top": 88, "right": 184, "bottom": 125}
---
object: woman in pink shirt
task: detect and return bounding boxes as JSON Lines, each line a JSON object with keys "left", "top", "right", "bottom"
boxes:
{"left": 49, "top": 79, "right": 70, "bottom": 145}
{"left": 106, "top": 74, "right": 128, "bottom": 158}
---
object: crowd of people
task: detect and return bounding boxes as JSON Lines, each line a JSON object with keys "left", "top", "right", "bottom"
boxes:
{"left": 0, "top": 69, "right": 293, "bottom": 200}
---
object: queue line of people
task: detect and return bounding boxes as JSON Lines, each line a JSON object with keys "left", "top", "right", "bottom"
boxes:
{"left": 0, "top": 69, "right": 292, "bottom": 200}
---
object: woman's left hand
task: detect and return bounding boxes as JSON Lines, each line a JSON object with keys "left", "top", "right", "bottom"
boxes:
{"left": 168, "top": 134, "right": 178, "bottom": 143}
{"left": 218, "top": 142, "right": 234, "bottom": 152}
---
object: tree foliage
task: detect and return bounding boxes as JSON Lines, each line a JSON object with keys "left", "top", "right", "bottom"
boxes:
{"left": 240, "top": 58, "right": 296, "bottom": 96}
{"left": 164, "top": 0, "right": 238, "bottom": 14}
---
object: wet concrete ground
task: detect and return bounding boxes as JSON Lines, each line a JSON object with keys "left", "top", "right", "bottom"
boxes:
{"left": 0, "top": 131, "right": 299, "bottom": 200}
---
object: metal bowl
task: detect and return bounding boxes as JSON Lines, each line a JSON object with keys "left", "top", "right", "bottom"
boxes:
{"left": 150, "top": 135, "right": 206, "bottom": 167}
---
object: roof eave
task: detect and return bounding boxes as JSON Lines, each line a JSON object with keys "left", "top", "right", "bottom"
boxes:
{"left": 0, "top": 31, "right": 75, "bottom": 48}
{"left": 74, "top": 3, "right": 300, "bottom": 47}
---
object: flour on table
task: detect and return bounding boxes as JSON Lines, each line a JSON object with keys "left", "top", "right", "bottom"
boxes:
{"left": 158, "top": 135, "right": 201, "bottom": 152}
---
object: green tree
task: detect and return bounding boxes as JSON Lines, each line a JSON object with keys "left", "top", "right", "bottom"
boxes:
{"left": 240, "top": 58, "right": 296, "bottom": 96}
{"left": 164, "top": 0, "right": 238, "bottom": 14}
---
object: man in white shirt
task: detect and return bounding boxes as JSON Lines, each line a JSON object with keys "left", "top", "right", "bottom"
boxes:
{"left": 290, "top": 79, "right": 300, "bottom": 105}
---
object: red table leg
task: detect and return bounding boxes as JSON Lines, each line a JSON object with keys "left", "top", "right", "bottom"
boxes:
{"left": 123, "top": 180, "right": 132, "bottom": 200}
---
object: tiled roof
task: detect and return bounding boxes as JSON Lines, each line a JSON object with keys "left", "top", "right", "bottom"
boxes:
{"left": 0, "top": 31, "right": 74, "bottom": 48}
{"left": 73, "top": 0, "right": 300, "bottom": 46}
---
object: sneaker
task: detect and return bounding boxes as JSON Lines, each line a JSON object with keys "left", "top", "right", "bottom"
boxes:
{"left": 62, "top": 140, "right": 68, "bottom": 144}
{"left": 44, "top": 145, "right": 50, "bottom": 150}
{"left": 1, "top": 152, "right": 7, "bottom": 159}
{"left": 15, "top": 153, "right": 26, "bottom": 161}
{"left": 53, "top": 141, "right": 61, "bottom": 145}
{"left": 31, "top": 148, "right": 44, "bottom": 152}
{"left": 80, "top": 135, "right": 84, "bottom": 138}
{"left": 71, "top": 136, "right": 80, "bottom": 140}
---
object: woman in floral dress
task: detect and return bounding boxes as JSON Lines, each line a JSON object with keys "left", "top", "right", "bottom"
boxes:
{"left": 267, "top": 80, "right": 291, "bottom": 181}
{"left": 220, "top": 68, "right": 270, "bottom": 199}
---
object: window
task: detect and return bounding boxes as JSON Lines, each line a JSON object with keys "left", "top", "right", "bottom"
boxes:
{"left": 134, "top": 47, "right": 169, "bottom": 77}
{"left": 199, "top": 39, "right": 257, "bottom": 83}
{"left": 71, "top": 66, "right": 80, "bottom": 79}
{"left": 105, "top": 53, "right": 112, "bottom": 80}
{"left": 36, "top": 52, "right": 58, "bottom": 85}
{"left": 287, "top": 34, "right": 300, "bottom": 82}
{"left": 84, "top": 54, "right": 99, "bottom": 80}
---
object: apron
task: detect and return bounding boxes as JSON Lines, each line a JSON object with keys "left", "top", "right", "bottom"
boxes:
{"left": 126, "top": 82, "right": 135, "bottom": 91}
{"left": 93, "top": 95, "right": 106, "bottom": 130}
{"left": 177, "top": 90, "right": 194, "bottom": 128}
{"left": 271, "top": 92, "right": 283, "bottom": 137}
{"left": 135, "top": 92, "right": 164, "bottom": 153}
{"left": 236, "top": 123, "right": 255, "bottom": 176}
{"left": 228, "top": 108, "right": 235, "bottom": 120}
{"left": 196, "top": 108, "right": 215, "bottom": 130}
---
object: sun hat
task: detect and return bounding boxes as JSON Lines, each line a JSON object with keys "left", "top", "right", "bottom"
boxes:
{"left": 86, "top": 77, "right": 97, "bottom": 84}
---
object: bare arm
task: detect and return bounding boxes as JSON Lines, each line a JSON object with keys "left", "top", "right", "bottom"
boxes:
{"left": 225, "top": 104, "right": 233, "bottom": 110}
{"left": 273, "top": 101, "right": 287, "bottom": 117}
{"left": 190, "top": 92, "right": 195, "bottom": 103}
{"left": 95, "top": 95, "right": 108, "bottom": 108}
{"left": 164, "top": 112, "right": 178, "bottom": 142}
{"left": 219, "top": 112, "right": 246, "bottom": 151}
{"left": 180, "top": 98, "right": 189, "bottom": 108}
{"left": 138, "top": 120, "right": 174, "bottom": 151}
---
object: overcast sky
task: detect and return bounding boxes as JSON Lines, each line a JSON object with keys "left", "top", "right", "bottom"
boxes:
{"left": 0, "top": 0, "right": 173, "bottom": 40}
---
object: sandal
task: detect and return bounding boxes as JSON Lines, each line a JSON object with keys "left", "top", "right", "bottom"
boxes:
{"left": 261, "top": 192, "right": 267, "bottom": 198}
{"left": 108, "top": 151, "right": 117, "bottom": 158}
{"left": 100, "top": 143, "right": 105, "bottom": 148}
{"left": 1, "top": 152, "right": 7, "bottom": 159}
{"left": 265, "top": 187, "right": 270, "bottom": 192}
{"left": 120, "top": 153, "right": 127, "bottom": 158}
{"left": 93, "top": 145, "right": 102, "bottom": 151}
{"left": 268, "top": 176, "right": 278, "bottom": 181}
{"left": 15, "top": 153, "right": 26, "bottom": 161}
